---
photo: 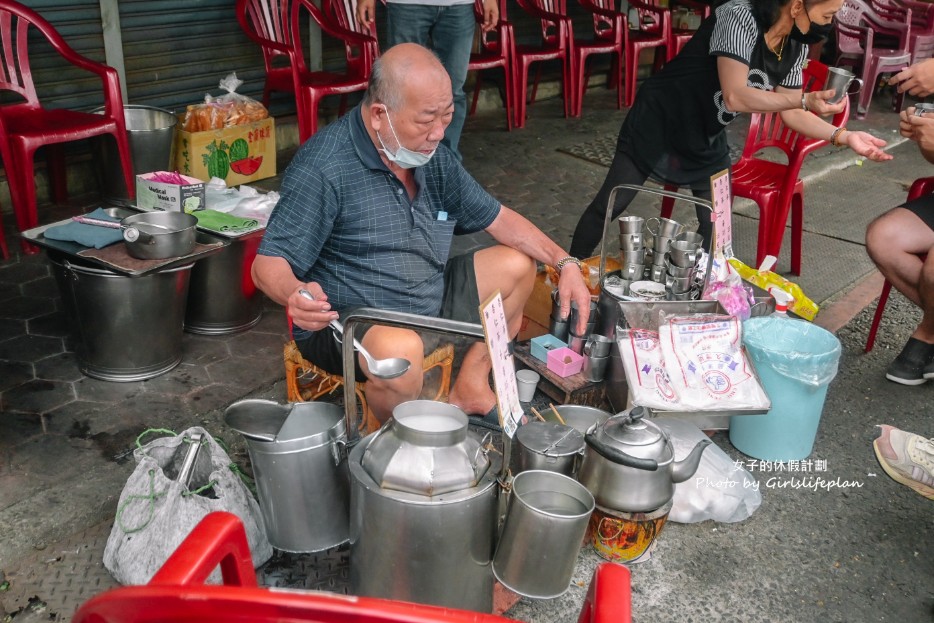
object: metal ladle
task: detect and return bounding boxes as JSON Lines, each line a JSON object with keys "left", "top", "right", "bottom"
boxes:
{"left": 298, "top": 289, "right": 411, "bottom": 379}
{"left": 71, "top": 215, "right": 172, "bottom": 243}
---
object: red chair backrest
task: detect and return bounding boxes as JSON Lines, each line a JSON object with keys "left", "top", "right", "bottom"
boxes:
{"left": 516, "top": 0, "right": 570, "bottom": 46}
{"left": 236, "top": 0, "right": 298, "bottom": 73}
{"left": 473, "top": 0, "right": 512, "bottom": 56}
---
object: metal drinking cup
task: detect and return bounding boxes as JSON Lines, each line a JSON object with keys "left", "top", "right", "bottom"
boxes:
{"left": 674, "top": 231, "right": 704, "bottom": 248}
{"left": 645, "top": 216, "right": 684, "bottom": 239}
{"left": 649, "top": 263, "right": 667, "bottom": 283}
{"left": 652, "top": 239, "right": 673, "bottom": 264}
{"left": 915, "top": 103, "right": 934, "bottom": 117}
{"left": 665, "top": 259, "right": 695, "bottom": 279}
{"left": 668, "top": 240, "right": 699, "bottom": 267}
{"left": 665, "top": 273, "right": 694, "bottom": 293}
{"left": 667, "top": 290, "right": 695, "bottom": 301}
{"left": 617, "top": 215, "right": 644, "bottom": 235}
{"left": 825, "top": 67, "right": 863, "bottom": 105}
{"left": 568, "top": 333, "right": 586, "bottom": 355}
{"left": 619, "top": 232, "right": 644, "bottom": 251}
{"left": 653, "top": 235, "right": 675, "bottom": 256}
{"left": 584, "top": 334, "right": 613, "bottom": 358}
{"left": 620, "top": 262, "right": 645, "bottom": 280}
{"left": 620, "top": 248, "right": 646, "bottom": 267}
{"left": 568, "top": 299, "right": 597, "bottom": 338}
{"left": 583, "top": 354, "right": 610, "bottom": 383}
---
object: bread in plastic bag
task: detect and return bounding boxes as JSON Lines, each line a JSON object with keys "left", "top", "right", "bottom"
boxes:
{"left": 656, "top": 417, "right": 762, "bottom": 523}
{"left": 182, "top": 72, "right": 268, "bottom": 132}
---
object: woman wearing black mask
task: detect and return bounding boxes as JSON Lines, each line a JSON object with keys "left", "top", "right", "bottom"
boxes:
{"left": 569, "top": 0, "right": 892, "bottom": 259}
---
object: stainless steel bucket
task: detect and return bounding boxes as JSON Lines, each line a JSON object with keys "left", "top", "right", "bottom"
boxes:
{"left": 492, "top": 470, "right": 594, "bottom": 599}
{"left": 49, "top": 251, "right": 192, "bottom": 381}
{"left": 226, "top": 399, "right": 350, "bottom": 553}
{"left": 185, "top": 232, "right": 263, "bottom": 335}
{"left": 349, "top": 425, "right": 501, "bottom": 612}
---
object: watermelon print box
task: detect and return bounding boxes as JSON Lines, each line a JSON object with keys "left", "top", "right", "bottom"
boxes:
{"left": 175, "top": 117, "right": 276, "bottom": 186}
{"left": 135, "top": 172, "right": 206, "bottom": 213}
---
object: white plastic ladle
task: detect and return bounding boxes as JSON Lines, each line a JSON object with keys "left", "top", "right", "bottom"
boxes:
{"left": 298, "top": 289, "right": 411, "bottom": 380}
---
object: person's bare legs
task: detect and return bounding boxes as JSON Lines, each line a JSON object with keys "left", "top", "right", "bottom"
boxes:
{"left": 359, "top": 326, "right": 426, "bottom": 424}
{"left": 866, "top": 207, "right": 934, "bottom": 383}
{"left": 447, "top": 246, "right": 536, "bottom": 415}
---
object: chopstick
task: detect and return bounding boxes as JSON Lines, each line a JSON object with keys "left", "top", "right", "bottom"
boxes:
{"left": 530, "top": 407, "right": 547, "bottom": 423}
{"left": 548, "top": 402, "right": 566, "bottom": 425}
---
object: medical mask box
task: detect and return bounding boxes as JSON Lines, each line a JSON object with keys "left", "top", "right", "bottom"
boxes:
{"left": 174, "top": 117, "right": 276, "bottom": 186}
{"left": 135, "top": 172, "right": 206, "bottom": 213}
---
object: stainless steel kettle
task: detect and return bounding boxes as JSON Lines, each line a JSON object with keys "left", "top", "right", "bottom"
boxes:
{"left": 577, "top": 406, "right": 711, "bottom": 512}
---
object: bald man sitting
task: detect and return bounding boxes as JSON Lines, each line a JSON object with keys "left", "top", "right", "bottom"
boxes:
{"left": 252, "top": 43, "right": 592, "bottom": 424}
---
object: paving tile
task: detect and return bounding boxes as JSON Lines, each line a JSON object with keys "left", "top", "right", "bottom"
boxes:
{"left": 0, "top": 257, "right": 49, "bottom": 285}
{"left": 139, "top": 363, "right": 214, "bottom": 396}
{"left": 21, "top": 275, "right": 60, "bottom": 299}
{"left": 0, "top": 333, "right": 65, "bottom": 363}
{"left": 34, "top": 352, "right": 86, "bottom": 383}
{"left": 1, "top": 378, "right": 75, "bottom": 414}
{"left": 72, "top": 377, "right": 145, "bottom": 404}
{"left": 0, "top": 317, "right": 26, "bottom": 342}
{"left": 225, "top": 328, "right": 283, "bottom": 359}
{"left": 0, "top": 295, "right": 59, "bottom": 321}
{"left": 0, "top": 359, "right": 33, "bottom": 393}
{"left": 204, "top": 356, "right": 281, "bottom": 388}
{"left": 185, "top": 382, "right": 250, "bottom": 414}
{"left": 28, "top": 311, "right": 71, "bottom": 339}
{"left": 43, "top": 400, "right": 114, "bottom": 437}
{"left": 178, "top": 335, "right": 231, "bottom": 366}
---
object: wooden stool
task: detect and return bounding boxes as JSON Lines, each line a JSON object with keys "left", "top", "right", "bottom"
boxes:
{"left": 284, "top": 340, "right": 456, "bottom": 435}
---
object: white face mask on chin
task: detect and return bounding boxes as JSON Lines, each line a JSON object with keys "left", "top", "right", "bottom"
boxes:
{"left": 376, "top": 105, "right": 437, "bottom": 169}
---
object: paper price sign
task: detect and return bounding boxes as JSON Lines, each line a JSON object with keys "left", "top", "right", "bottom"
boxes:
{"left": 479, "top": 290, "right": 523, "bottom": 438}
{"left": 710, "top": 169, "right": 733, "bottom": 259}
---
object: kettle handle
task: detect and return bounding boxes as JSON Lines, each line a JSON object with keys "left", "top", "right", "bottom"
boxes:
{"left": 585, "top": 433, "right": 659, "bottom": 471}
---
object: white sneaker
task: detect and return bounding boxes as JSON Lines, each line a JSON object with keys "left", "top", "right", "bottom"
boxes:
{"left": 873, "top": 425, "right": 934, "bottom": 500}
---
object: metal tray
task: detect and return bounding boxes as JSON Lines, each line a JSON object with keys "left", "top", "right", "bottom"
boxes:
{"left": 132, "top": 202, "right": 266, "bottom": 239}
{"left": 22, "top": 207, "right": 229, "bottom": 277}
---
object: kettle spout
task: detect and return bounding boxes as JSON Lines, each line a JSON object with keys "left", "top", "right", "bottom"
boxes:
{"left": 671, "top": 439, "right": 712, "bottom": 484}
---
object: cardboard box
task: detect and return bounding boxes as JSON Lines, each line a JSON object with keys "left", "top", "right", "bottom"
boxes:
{"left": 175, "top": 117, "right": 276, "bottom": 186}
{"left": 135, "top": 172, "right": 206, "bottom": 212}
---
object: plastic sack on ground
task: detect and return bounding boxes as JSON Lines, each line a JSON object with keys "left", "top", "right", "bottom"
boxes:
{"left": 657, "top": 418, "right": 762, "bottom": 523}
{"left": 204, "top": 177, "right": 278, "bottom": 225}
{"left": 743, "top": 316, "right": 841, "bottom": 387}
{"left": 103, "top": 426, "right": 272, "bottom": 585}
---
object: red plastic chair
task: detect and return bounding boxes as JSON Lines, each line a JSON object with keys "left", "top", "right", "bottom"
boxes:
{"left": 235, "top": 0, "right": 295, "bottom": 108}
{"left": 72, "top": 511, "right": 633, "bottom": 623}
{"left": 871, "top": 0, "right": 934, "bottom": 62}
{"left": 511, "top": 0, "right": 576, "bottom": 128}
{"left": 661, "top": 61, "right": 848, "bottom": 274}
{"left": 0, "top": 0, "right": 134, "bottom": 255}
{"left": 571, "top": 0, "right": 628, "bottom": 117}
{"left": 236, "top": 0, "right": 378, "bottom": 143}
{"left": 834, "top": 0, "right": 910, "bottom": 118}
{"left": 624, "top": 0, "right": 671, "bottom": 106}
{"left": 864, "top": 176, "right": 934, "bottom": 352}
{"left": 467, "top": 0, "right": 516, "bottom": 130}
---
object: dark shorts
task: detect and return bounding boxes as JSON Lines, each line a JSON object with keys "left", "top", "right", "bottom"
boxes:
{"left": 296, "top": 250, "right": 482, "bottom": 382}
{"left": 900, "top": 193, "right": 934, "bottom": 231}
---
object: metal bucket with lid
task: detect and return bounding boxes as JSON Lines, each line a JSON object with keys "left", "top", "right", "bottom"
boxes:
{"left": 349, "top": 400, "right": 500, "bottom": 612}
{"left": 514, "top": 421, "right": 585, "bottom": 477}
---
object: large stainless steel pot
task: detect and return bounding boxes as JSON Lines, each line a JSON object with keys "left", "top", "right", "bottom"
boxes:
{"left": 121, "top": 211, "right": 197, "bottom": 259}
{"left": 577, "top": 406, "right": 711, "bottom": 512}
{"left": 349, "top": 400, "right": 500, "bottom": 612}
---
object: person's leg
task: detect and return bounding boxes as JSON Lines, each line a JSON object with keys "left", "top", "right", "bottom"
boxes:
{"left": 688, "top": 182, "right": 713, "bottom": 251}
{"left": 866, "top": 202, "right": 934, "bottom": 384}
{"left": 386, "top": 3, "right": 433, "bottom": 48}
{"left": 569, "top": 150, "right": 650, "bottom": 259}
{"left": 427, "top": 3, "right": 475, "bottom": 159}
{"left": 359, "top": 326, "right": 426, "bottom": 424}
{"left": 446, "top": 246, "right": 536, "bottom": 415}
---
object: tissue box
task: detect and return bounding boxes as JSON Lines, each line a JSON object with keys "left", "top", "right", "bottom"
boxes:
{"left": 547, "top": 347, "right": 584, "bottom": 377}
{"left": 135, "top": 172, "right": 206, "bottom": 213}
{"left": 531, "top": 334, "right": 568, "bottom": 363}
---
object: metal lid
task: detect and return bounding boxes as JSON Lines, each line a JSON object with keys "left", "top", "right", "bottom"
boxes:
{"left": 515, "top": 422, "right": 584, "bottom": 458}
{"left": 597, "top": 407, "right": 672, "bottom": 463}
{"left": 361, "top": 400, "right": 491, "bottom": 496}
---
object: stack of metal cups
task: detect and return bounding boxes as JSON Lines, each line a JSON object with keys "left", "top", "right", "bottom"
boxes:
{"left": 582, "top": 334, "right": 612, "bottom": 382}
{"left": 618, "top": 215, "right": 646, "bottom": 283}
{"left": 645, "top": 217, "right": 684, "bottom": 283}
{"left": 567, "top": 299, "right": 597, "bottom": 354}
{"left": 665, "top": 231, "right": 704, "bottom": 300}
{"left": 549, "top": 288, "right": 569, "bottom": 342}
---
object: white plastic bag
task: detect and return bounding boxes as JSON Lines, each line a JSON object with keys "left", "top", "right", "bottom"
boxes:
{"left": 656, "top": 418, "right": 762, "bottom": 523}
{"left": 103, "top": 427, "right": 272, "bottom": 584}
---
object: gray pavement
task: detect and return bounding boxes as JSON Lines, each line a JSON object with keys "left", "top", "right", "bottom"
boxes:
{"left": 1, "top": 84, "right": 932, "bottom": 622}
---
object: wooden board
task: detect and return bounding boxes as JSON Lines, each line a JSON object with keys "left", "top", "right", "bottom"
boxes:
{"left": 514, "top": 342, "right": 609, "bottom": 409}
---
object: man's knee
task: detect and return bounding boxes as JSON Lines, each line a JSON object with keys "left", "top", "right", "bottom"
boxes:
{"left": 866, "top": 209, "right": 905, "bottom": 263}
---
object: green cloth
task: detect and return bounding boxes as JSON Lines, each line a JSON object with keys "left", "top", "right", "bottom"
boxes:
{"left": 194, "top": 209, "right": 259, "bottom": 233}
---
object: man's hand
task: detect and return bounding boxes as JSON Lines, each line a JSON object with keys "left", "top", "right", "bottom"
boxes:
{"left": 803, "top": 88, "right": 847, "bottom": 117}
{"left": 889, "top": 59, "right": 934, "bottom": 97}
{"left": 840, "top": 130, "right": 892, "bottom": 162}
{"left": 900, "top": 108, "right": 934, "bottom": 161}
{"left": 481, "top": 0, "right": 499, "bottom": 32}
{"left": 289, "top": 283, "right": 339, "bottom": 332}
{"left": 356, "top": 0, "right": 376, "bottom": 28}
{"left": 555, "top": 264, "right": 593, "bottom": 336}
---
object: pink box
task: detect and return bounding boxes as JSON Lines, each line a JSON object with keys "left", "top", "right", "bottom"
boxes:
{"left": 547, "top": 347, "right": 584, "bottom": 377}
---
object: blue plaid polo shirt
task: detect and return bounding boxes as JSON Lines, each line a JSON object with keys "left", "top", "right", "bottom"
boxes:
{"left": 258, "top": 105, "right": 501, "bottom": 340}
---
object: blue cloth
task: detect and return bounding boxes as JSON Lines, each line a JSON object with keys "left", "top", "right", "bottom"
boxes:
{"left": 386, "top": 2, "right": 475, "bottom": 159}
{"left": 258, "top": 105, "right": 501, "bottom": 342}
{"left": 43, "top": 208, "right": 124, "bottom": 249}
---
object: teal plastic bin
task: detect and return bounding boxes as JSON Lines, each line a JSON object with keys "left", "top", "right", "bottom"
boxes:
{"left": 730, "top": 317, "right": 841, "bottom": 462}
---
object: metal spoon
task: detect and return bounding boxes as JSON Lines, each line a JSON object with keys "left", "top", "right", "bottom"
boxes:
{"left": 298, "top": 289, "right": 411, "bottom": 380}
{"left": 71, "top": 215, "right": 172, "bottom": 244}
